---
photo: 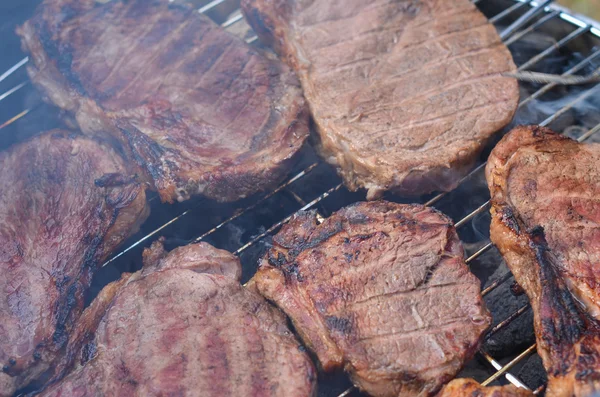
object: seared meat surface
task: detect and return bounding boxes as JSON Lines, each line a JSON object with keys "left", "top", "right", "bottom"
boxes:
{"left": 242, "top": 0, "right": 518, "bottom": 199}
{"left": 18, "top": 0, "right": 309, "bottom": 203}
{"left": 0, "top": 130, "right": 148, "bottom": 396}
{"left": 253, "top": 201, "right": 491, "bottom": 397}
{"left": 487, "top": 126, "right": 600, "bottom": 397}
{"left": 39, "top": 241, "right": 316, "bottom": 397}
{"left": 438, "top": 379, "right": 533, "bottom": 397}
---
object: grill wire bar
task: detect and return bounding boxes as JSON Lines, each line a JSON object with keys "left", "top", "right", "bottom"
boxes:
{"left": 490, "top": 0, "right": 530, "bottom": 23}
{"left": 520, "top": 49, "right": 600, "bottom": 106}
{"left": 0, "top": 81, "right": 27, "bottom": 103}
{"left": 517, "top": 25, "right": 591, "bottom": 71}
{"left": 500, "top": 0, "right": 554, "bottom": 40}
{"left": 503, "top": 10, "right": 560, "bottom": 45}
{"left": 1, "top": 0, "right": 600, "bottom": 395}
{"left": 0, "top": 56, "right": 28, "bottom": 84}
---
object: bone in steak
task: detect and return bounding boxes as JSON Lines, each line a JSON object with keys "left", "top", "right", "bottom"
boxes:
{"left": 17, "top": 0, "right": 309, "bottom": 203}
{"left": 487, "top": 126, "right": 600, "bottom": 397}
{"left": 241, "top": 0, "right": 519, "bottom": 199}
{"left": 0, "top": 130, "right": 148, "bottom": 396}
{"left": 438, "top": 378, "right": 534, "bottom": 397}
{"left": 39, "top": 240, "right": 316, "bottom": 397}
{"left": 252, "top": 201, "right": 491, "bottom": 397}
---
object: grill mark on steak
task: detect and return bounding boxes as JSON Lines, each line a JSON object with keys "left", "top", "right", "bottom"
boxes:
{"left": 360, "top": 116, "right": 496, "bottom": 160}
{"left": 76, "top": 1, "right": 158, "bottom": 88}
{"left": 366, "top": 47, "right": 506, "bottom": 93}
{"left": 350, "top": 280, "right": 471, "bottom": 308}
{"left": 38, "top": 241, "right": 316, "bottom": 397}
{"left": 389, "top": 22, "right": 494, "bottom": 53}
{"left": 399, "top": 16, "right": 489, "bottom": 44}
{"left": 82, "top": 2, "right": 138, "bottom": 59}
{"left": 313, "top": 10, "right": 479, "bottom": 54}
{"left": 252, "top": 201, "right": 491, "bottom": 397}
{"left": 357, "top": 316, "right": 480, "bottom": 343}
{"left": 187, "top": 44, "right": 241, "bottom": 98}
{"left": 107, "top": 17, "right": 200, "bottom": 100}
{"left": 0, "top": 130, "right": 149, "bottom": 396}
{"left": 202, "top": 326, "right": 232, "bottom": 396}
{"left": 487, "top": 125, "right": 600, "bottom": 396}
{"left": 358, "top": 72, "right": 511, "bottom": 121}
{"left": 317, "top": 233, "right": 449, "bottom": 303}
{"left": 242, "top": 0, "right": 518, "bottom": 199}
{"left": 210, "top": 60, "right": 253, "bottom": 112}
{"left": 124, "top": 35, "right": 207, "bottom": 105}
{"left": 296, "top": 0, "right": 395, "bottom": 28}
{"left": 363, "top": 114, "right": 484, "bottom": 149}
{"left": 313, "top": 25, "right": 497, "bottom": 80}
{"left": 350, "top": 80, "right": 516, "bottom": 132}
{"left": 18, "top": 0, "right": 309, "bottom": 203}
{"left": 97, "top": 14, "right": 173, "bottom": 90}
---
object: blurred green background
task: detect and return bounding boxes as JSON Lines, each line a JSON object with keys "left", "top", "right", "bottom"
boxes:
{"left": 558, "top": 0, "right": 600, "bottom": 19}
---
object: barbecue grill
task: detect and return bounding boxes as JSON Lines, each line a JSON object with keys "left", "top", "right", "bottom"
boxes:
{"left": 1, "top": 0, "right": 600, "bottom": 395}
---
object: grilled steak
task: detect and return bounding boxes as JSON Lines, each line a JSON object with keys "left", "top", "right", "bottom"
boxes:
{"left": 0, "top": 130, "right": 148, "bottom": 396}
{"left": 39, "top": 240, "right": 316, "bottom": 397}
{"left": 252, "top": 201, "right": 491, "bottom": 397}
{"left": 487, "top": 126, "right": 600, "bottom": 397}
{"left": 438, "top": 379, "right": 533, "bottom": 397}
{"left": 242, "top": 0, "right": 519, "bottom": 199}
{"left": 17, "top": 0, "right": 309, "bottom": 203}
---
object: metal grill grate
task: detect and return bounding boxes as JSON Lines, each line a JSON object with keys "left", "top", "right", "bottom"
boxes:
{"left": 2, "top": 0, "right": 600, "bottom": 396}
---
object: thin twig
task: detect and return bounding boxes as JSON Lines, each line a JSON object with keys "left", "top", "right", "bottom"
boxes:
{"left": 504, "top": 70, "right": 600, "bottom": 85}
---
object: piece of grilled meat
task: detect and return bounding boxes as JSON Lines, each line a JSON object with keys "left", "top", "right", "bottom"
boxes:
{"left": 242, "top": 0, "right": 518, "bottom": 199}
{"left": 0, "top": 130, "right": 148, "bottom": 396}
{"left": 438, "top": 379, "right": 534, "bottom": 397}
{"left": 17, "top": 0, "right": 309, "bottom": 203}
{"left": 487, "top": 125, "right": 600, "bottom": 397}
{"left": 39, "top": 240, "right": 316, "bottom": 397}
{"left": 252, "top": 201, "right": 491, "bottom": 397}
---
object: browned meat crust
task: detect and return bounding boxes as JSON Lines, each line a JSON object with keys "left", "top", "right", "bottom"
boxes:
{"left": 38, "top": 241, "right": 316, "bottom": 397}
{"left": 252, "top": 201, "right": 491, "bottom": 397}
{"left": 487, "top": 125, "right": 600, "bottom": 397}
{"left": 17, "top": 0, "right": 309, "bottom": 203}
{"left": 0, "top": 130, "right": 148, "bottom": 396}
{"left": 241, "top": 0, "right": 519, "bottom": 199}
{"left": 437, "top": 378, "right": 534, "bottom": 397}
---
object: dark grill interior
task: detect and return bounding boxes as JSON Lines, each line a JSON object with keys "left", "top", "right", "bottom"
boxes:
{"left": 2, "top": 0, "right": 600, "bottom": 396}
